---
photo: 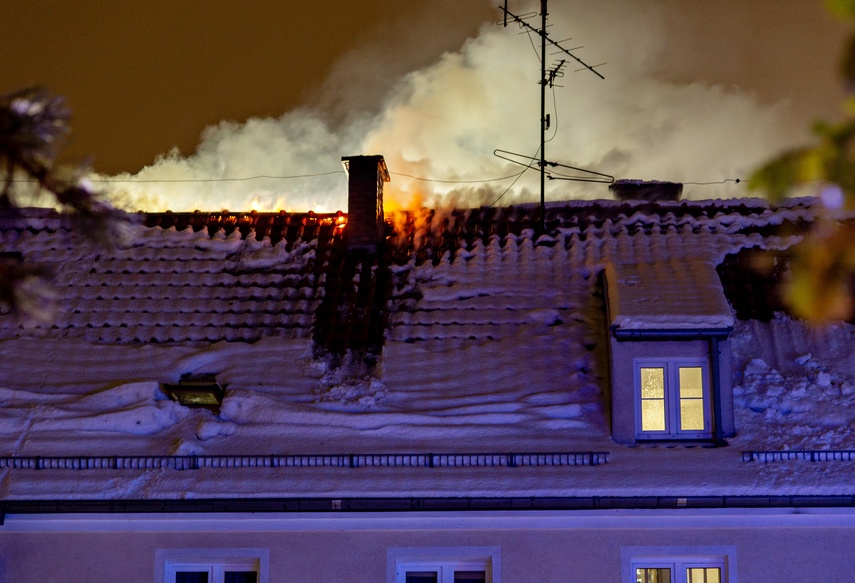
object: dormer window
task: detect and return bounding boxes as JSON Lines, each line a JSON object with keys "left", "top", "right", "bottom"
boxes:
{"left": 636, "top": 359, "right": 711, "bottom": 439}
{"left": 603, "top": 261, "right": 735, "bottom": 445}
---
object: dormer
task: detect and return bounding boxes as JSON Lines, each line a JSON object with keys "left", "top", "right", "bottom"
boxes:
{"left": 604, "top": 260, "right": 735, "bottom": 445}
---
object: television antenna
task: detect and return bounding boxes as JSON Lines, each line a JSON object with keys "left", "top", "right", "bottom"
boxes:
{"left": 497, "top": 0, "right": 605, "bottom": 231}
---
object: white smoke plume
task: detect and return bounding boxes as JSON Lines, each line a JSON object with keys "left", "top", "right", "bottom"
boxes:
{"left": 100, "top": 0, "right": 806, "bottom": 213}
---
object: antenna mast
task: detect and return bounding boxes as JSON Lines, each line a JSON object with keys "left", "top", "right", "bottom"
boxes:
{"left": 499, "top": 0, "right": 604, "bottom": 231}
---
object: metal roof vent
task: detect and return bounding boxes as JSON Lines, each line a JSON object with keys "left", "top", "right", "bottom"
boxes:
{"left": 162, "top": 373, "right": 225, "bottom": 412}
{"left": 609, "top": 179, "right": 683, "bottom": 202}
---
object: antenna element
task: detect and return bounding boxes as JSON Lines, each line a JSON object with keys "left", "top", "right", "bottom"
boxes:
{"left": 496, "top": 0, "right": 605, "bottom": 231}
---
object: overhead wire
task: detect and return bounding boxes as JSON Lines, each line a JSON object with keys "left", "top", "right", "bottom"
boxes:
{"left": 683, "top": 178, "right": 742, "bottom": 185}
{"left": 89, "top": 171, "right": 344, "bottom": 183}
{"left": 545, "top": 83, "right": 559, "bottom": 143}
{"left": 7, "top": 169, "right": 530, "bottom": 187}
{"left": 8, "top": 171, "right": 345, "bottom": 184}
{"left": 524, "top": 28, "right": 542, "bottom": 63}
{"left": 489, "top": 146, "right": 541, "bottom": 207}
{"left": 388, "top": 171, "right": 522, "bottom": 184}
{"left": 4, "top": 166, "right": 747, "bottom": 195}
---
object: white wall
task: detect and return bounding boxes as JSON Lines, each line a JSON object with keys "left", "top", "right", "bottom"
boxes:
{"left": 2, "top": 509, "right": 854, "bottom": 582}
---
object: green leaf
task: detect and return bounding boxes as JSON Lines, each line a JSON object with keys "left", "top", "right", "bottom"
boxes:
{"left": 748, "top": 148, "right": 813, "bottom": 200}
{"left": 826, "top": 0, "right": 855, "bottom": 19}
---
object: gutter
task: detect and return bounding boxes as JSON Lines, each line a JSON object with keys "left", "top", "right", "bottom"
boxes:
{"left": 3, "top": 495, "right": 855, "bottom": 517}
{"left": 610, "top": 327, "right": 731, "bottom": 341}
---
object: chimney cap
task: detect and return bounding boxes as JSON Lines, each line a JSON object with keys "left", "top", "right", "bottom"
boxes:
{"left": 341, "top": 155, "right": 390, "bottom": 182}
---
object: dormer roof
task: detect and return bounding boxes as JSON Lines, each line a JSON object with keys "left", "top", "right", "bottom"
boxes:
{"left": 605, "top": 259, "right": 734, "bottom": 331}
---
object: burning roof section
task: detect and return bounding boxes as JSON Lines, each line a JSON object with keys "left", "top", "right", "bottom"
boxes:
{"left": 0, "top": 198, "right": 818, "bottom": 348}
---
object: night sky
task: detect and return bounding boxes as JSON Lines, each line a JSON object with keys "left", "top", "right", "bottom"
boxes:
{"left": 1, "top": 1, "right": 493, "bottom": 174}
{"left": 1, "top": 1, "right": 850, "bottom": 210}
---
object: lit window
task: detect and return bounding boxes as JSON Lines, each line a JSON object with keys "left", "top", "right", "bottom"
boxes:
{"left": 388, "top": 547, "right": 498, "bottom": 583}
{"left": 634, "top": 560, "right": 724, "bottom": 583}
{"left": 636, "top": 359, "right": 711, "bottom": 439}
{"left": 623, "top": 547, "right": 734, "bottom": 583}
{"left": 157, "top": 550, "right": 268, "bottom": 583}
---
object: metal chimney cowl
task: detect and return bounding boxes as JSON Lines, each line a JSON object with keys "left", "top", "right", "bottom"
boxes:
{"left": 341, "top": 155, "right": 389, "bottom": 253}
{"left": 609, "top": 179, "right": 683, "bottom": 202}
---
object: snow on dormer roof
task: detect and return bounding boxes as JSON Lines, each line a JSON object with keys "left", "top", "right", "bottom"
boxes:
{"left": 605, "top": 260, "right": 734, "bottom": 331}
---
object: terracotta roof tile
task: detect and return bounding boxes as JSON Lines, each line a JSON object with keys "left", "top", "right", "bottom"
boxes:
{"left": 0, "top": 198, "right": 824, "bottom": 347}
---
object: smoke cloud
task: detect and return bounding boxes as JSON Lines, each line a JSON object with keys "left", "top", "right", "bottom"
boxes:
{"left": 101, "top": 1, "right": 809, "bottom": 213}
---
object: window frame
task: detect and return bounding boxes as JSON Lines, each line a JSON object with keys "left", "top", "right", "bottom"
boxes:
{"left": 634, "top": 357, "right": 712, "bottom": 440}
{"left": 387, "top": 547, "right": 499, "bottom": 583}
{"left": 155, "top": 548, "right": 269, "bottom": 583}
{"left": 622, "top": 546, "right": 736, "bottom": 583}
{"left": 633, "top": 558, "right": 725, "bottom": 583}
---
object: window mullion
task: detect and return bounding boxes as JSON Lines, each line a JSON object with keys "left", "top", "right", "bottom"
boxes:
{"left": 441, "top": 564, "right": 453, "bottom": 583}
{"left": 667, "top": 363, "right": 679, "bottom": 437}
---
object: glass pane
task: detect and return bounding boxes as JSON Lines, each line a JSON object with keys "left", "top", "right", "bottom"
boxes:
{"left": 641, "top": 398, "right": 666, "bottom": 431}
{"left": 679, "top": 367, "right": 704, "bottom": 398}
{"left": 687, "top": 567, "right": 721, "bottom": 583}
{"left": 636, "top": 567, "right": 671, "bottom": 583}
{"left": 176, "top": 573, "right": 209, "bottom": 583}
{"left": 454, "top": 571, "right": 486, "bottom": 583}
{"left": 406, "top": 572, "right": 438, "bottom": 583}
{"left": 224, "top": 572, "right": 257, "bottom": 583}
{"left": 640, "top": 367, "right": 665, "bottom": 398}
{"left": 680, "top": 397, "right": 705, "bottom": 431}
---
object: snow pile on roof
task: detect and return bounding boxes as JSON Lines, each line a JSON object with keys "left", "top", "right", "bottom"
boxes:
{"left": 731, "top": 315, "right": 855, "bottom": 450}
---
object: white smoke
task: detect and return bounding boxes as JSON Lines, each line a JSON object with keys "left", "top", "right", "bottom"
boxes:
{"left": 100, "top": 0, "right": 805, "bottom": 213}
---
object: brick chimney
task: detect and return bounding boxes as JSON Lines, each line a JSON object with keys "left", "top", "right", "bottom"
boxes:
{"left": 609, "top": 179, "right": 682, "bottom": 202}
{"left": 341, "top": 155, "right": 389, "bottom": 253}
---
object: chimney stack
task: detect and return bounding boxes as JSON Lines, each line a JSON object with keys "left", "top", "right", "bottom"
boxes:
{"left": 341, "top": 155, "right": 389, "bottom": 253}
{"left": 609, "top": 179, "right": 683, "bottom": 202}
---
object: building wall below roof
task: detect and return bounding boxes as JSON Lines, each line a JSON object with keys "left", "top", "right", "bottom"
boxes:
{"left": 3, "top": 510, "right": 855, "bottom": 582}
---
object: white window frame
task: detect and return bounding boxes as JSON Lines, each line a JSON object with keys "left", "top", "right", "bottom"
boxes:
{"left": 634, "top": 357, "right": 712, "bottom": 439}
{"left": 155, "top": 548, "right": 269, "bottom": 583}
{"left": 622, "top": 546, "right": 736, "bottom": 583}
{"left": 387, "top": 547, "right": 500, "bottom": 583}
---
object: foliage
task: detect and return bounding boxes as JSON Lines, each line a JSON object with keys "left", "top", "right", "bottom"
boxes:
{"left": 748, "top": 1, "right": 855, "bottom": 322}
{"left": 0, "top": 87, "right": 125, "bottom": 322}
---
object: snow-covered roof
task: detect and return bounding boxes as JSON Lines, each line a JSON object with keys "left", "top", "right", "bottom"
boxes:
{"left": 605, "top": 260, "right": 734, "bottom": 330}
{"left": 2, "top": 197, "right": 855, "bottom": 504}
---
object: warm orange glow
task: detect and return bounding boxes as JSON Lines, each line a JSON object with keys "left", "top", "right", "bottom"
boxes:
{"left": 333, "top": 211, "right": 347, "bottom": 234}
{"left": 248, "top": 195, "right": 292, "bottom": 213}
{"left": 384, "top": 182, "right": 426, "bottom": 214}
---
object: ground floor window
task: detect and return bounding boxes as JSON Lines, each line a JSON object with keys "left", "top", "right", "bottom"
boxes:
{"left": 157, "top": 549, "right": 268, "bottom": 583}
{"left": 168, "top": 562, "right": 258, "bottom": 583}
{"left": 400, "top": 564, "right": 487, "bottom": 583}
{"left": 388, "top": 547, "right": 499, "bottom": 583}
{"left": 623, "top": 547, "right": 734, "bottom": 583}
{"left": 635, "top": 561, "right": 723, "bottom": 583}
